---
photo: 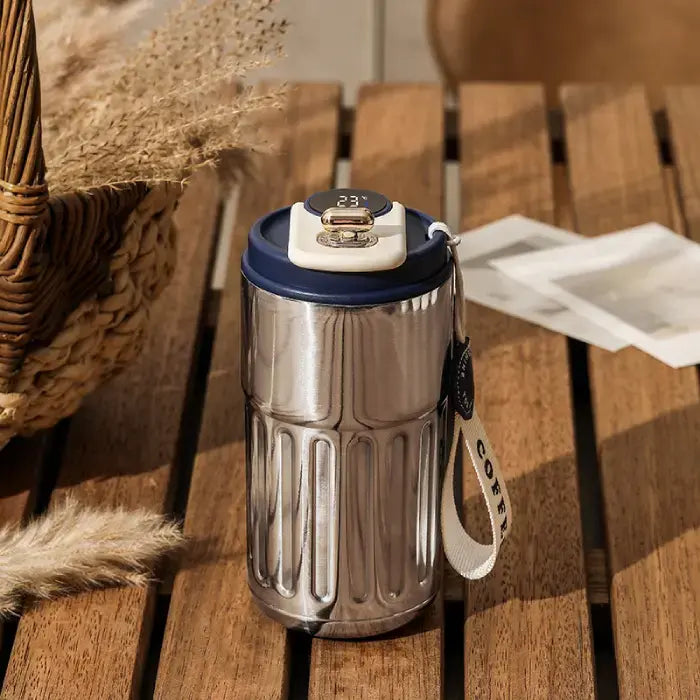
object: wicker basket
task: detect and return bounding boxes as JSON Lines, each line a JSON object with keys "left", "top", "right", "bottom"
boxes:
{"left": 0, "top": 0, "right": 185, "bottom": 446}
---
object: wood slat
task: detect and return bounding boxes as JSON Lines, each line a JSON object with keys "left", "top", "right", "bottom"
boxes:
{"left": 2, "top": 173, "right": 220, "bottom": 699}
{"left": 666, "top": 86, "right": 700, "bottom": 243}
{"left": 562, "top": 84, "right": 700, "bottom": 700}
{"left": 459, "top": 83, "right": 595, "bottom": 699}
{"left": 308, "top": 83, "right": 444, "bottom": 700}
{"left": 153, "top": 84, "right": 341, "bottom": 700}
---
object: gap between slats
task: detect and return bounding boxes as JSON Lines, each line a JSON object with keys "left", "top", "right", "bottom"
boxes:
{"left": 138, "top": 201, "right": 224, "bottom": 697}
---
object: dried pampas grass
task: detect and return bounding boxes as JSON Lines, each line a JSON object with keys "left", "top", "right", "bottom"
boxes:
{"left": 36, "top": 0, "right": 287, "bottom": 193}
{"left": 35, "top": 0, "right": 149, "bottom": 106}
{"left": 0, "top": 498, "right": 183, "bottom": 616}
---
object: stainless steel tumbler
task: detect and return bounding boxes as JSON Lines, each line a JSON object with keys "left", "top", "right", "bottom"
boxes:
{"left": 241, "top": 188, "right": 456, "bottom": 638}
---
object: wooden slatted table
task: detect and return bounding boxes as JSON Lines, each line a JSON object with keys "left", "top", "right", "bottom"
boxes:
{"left": 1, "top": 82, "right": 698, "bottom": 700}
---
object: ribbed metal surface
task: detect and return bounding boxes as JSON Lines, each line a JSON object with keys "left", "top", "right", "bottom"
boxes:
{"left": 243, "top": 278, "right": 452, "bottom": 636}
{"left": 246, "top": 406, "right": 444, "bottom": 636}
{"left": 311, "top": 437, "right": 337, "bottom": 603}
{"left": 417, "top": 421, "right": 437, "bottom": 584}
{"left": 249, "top": 412, "right": 268, "bottom": 586}
{"left": 346, "top": 437, "right": 373, "bottom": 604}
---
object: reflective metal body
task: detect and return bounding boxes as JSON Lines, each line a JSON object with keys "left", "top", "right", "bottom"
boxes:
{"left": 242, "top": 277, "right": 453, "bottom": 637}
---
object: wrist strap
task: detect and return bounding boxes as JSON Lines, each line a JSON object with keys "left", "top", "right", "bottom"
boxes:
{"left": 428, "top": 221, "right": 513, "bottom": 580}
{"left": 441, "top": 410, "right": 511, "bottom": 579}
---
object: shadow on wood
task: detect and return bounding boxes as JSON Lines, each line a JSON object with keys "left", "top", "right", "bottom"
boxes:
{"left": 461, "top": 400, "right": 700, "bottom": 615}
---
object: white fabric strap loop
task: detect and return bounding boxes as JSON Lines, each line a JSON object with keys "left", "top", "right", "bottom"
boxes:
{"left": 429, "top": 220, "right": 513, "bottom": 580}
{"left": 441, "top": 410, "right": 511, "bottom": 579}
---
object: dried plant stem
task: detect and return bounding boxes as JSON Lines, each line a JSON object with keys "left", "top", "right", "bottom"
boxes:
{"left": 0, "top": 498, "right": 183, "bottom": 616}
{"left": 36, "top": 0, "right": 287, "bottom": 193}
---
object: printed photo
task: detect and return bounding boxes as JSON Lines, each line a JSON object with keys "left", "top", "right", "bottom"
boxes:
{"left": 493, "top": 223, "right": 700, "bottom": 367}
{"left": 458, "top": 216, "right": 627, "bottom": 351}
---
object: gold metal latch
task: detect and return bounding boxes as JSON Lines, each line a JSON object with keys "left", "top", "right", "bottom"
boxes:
{"left": 317, "top": 207, "right": 378, "bottom": 248}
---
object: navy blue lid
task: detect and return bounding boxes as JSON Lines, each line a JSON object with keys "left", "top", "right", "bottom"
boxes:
{"left": 241, "top": 202, "right": 452, "bottom": 306}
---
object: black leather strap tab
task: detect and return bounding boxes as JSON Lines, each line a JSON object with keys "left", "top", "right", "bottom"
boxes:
{"left": 452, "top": 338, "right": 475, "bottom": 420}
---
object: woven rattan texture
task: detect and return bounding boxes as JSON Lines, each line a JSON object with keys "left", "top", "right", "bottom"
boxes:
{"left": 0, "top": 182, "right": 180, "bottom": 446}
{"left": 0, "top": 0, "right": 47, "bottom": 388}
{"left": 0, "top": 0, "right": 186, "bottom": 443}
